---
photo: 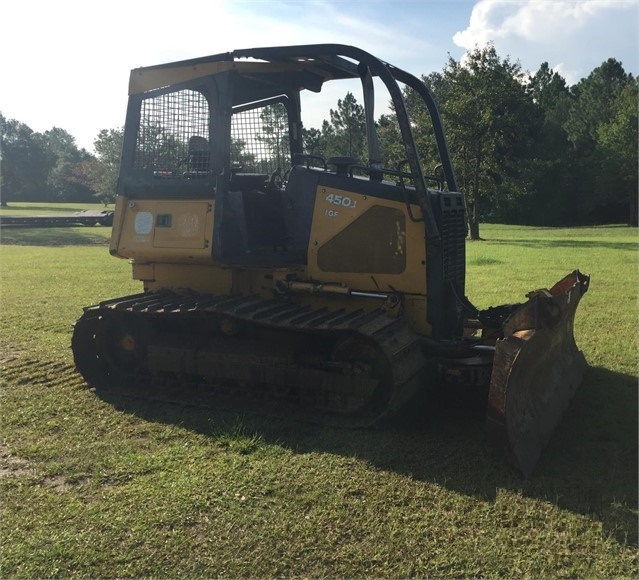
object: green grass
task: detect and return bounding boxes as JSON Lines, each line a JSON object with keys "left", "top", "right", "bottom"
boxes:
{"left": 466, "top": 224, "right": 638, "bottom": 376}
{"left": 1, "top": 205, "right": 637, "bottom": 578}
{"left": 0, "top": 202, "right": 115, "bottom": 246}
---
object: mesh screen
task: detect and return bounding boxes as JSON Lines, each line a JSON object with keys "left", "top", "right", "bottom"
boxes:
{"left": 134, "top": 89, "right": 210, "bottom": 176}
{"left": 231, "top": 103, "right": 291, "bottom": 175}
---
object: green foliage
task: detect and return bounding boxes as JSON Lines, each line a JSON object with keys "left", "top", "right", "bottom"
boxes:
{"left": 429, "top": 45, "right": 538, "bottom": 238}
{"left": 35, "top": 128, "right": 94, "bottom": 203}
{"left": 559, "top": 59, "right": 638, "bottom": 225}
{"left": 500, "top": 63, "right": 575, "bottom": 226}
{"left": 399, "top": 80, "right": 438, "bottom": 179}
{"left": 376, "top": 113, "right": 404, "bottom": 170}
{"left": 2, "top": 48, "right": 636, "bottom": 227}
{"left": 327, "top": 92, "right": 367, "bottom": 161}
{"left": 230, "top": 138, "right": 257, "bottom": 170}
{"left": 301, "top": 92, "right": 368, "bottom": 170}
{"left": 0, "top": 114, "right": 96, "bottom": 205}
{"left": 75, "top": 128, "right": 123, "bottom": 205}
{"left": 0, "top": 213, "right": 637, "bottom": 577}
{"left": 307, "top": 92, "right": 367, "bottom": 163}
{"left": 0, "top": 114, "right": 47, "bottom": 205}
{"left": 302, "top": 127, "right": 323, "bottom": 157}
{"left": 257, "top": 104, "right": 290, "bottom": 171}
{"left": 595, "top": 78, "right": 639, "bottom": 225}
{"left": 406, "top": 52, "right": 638, "bottom": 229}
{"left": 565, "top": 59, "right": 631, "bottom": 149}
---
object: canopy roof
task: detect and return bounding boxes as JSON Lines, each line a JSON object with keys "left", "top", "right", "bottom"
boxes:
{"left": 128, "top": 44, "right": 393, "bottom": 95}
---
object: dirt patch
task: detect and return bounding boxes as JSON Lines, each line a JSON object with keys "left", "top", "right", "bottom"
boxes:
{"left": 42, "top": 475, "right": 73, "bottom": 493}
{"left": 0, "top": 445, "right": 33, "bottom": 479}
{"left": 0, "top": 344, "right": 25, "bottom": 365}
{"left": 0, "top": 445, "right": 91, "bottom": 491}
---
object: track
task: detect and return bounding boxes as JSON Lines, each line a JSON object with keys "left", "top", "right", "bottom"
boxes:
{"left": 72, "top": 291, "right": 426, "bottom": 427}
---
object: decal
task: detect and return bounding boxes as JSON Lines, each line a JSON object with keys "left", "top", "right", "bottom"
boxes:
{"left": 178, "top": 214, "right": 200, "bottom": 237}
{"left": 325, "top": 193, "right": 357, "bottom": 208}
{"left": 134, "top": 211, "right": 153, "bottom": 235}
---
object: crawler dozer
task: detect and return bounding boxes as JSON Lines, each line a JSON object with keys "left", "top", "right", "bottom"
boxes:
{"left": 72, "top": 45, "right": 589, "bottom": 476}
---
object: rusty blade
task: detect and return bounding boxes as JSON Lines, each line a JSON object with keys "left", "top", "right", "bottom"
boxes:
{"left": 486, "top": 271, "right": 590, "bottom": 477}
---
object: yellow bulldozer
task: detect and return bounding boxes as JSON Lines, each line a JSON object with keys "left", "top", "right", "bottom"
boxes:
{"left": 72, "top": 45, "right": 589, "bottom": 476}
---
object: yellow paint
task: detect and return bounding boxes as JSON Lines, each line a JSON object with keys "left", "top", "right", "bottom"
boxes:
{"left": 307, "top": 184, "right": 427, "bottom": 295}
{"left": 113, "top": 183, "right": 432, "bottom": 335}
{"left": 111, "top": 197, "right": 214, "bottom": 263}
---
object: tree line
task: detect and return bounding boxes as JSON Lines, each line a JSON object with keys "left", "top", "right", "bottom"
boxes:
{"left": 1, "top": 45, "right": 636, "bottom": 232}
{"left": 0, "top": 119, "right": 123, "bottom": 208}
{"left": 303, "top": 46, "right": 637, "bottom": 233}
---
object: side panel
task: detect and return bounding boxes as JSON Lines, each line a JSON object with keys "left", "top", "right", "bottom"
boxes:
{"left": 110, "top": 197, "right": 215, "bottom": 263}
{"left": 307, "top": 184, "right": 426, "bottom": 296}
{"left": 306, "top": 183, "right": 431, "bottom": 336}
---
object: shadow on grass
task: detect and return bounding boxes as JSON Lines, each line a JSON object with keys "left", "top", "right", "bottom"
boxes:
{"left": 0, "top": 226, "right": 111, "bottom": 246}
{"left": 486, "top": 238, "right": 637, "bottom": 251}
{"left": 96, "top": 364, "right": 637, "bottom": 548}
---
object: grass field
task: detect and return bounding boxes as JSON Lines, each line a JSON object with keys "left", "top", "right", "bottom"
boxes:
{"left": 0, "top": 202, "right": 112, "bottom": 215}
{"left": 1, "top": 204, "right": 637, "bottom": 578}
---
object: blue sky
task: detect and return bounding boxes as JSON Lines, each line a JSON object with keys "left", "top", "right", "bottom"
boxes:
{"left": 1, "top": 0, "right": 637, "bottom": 152}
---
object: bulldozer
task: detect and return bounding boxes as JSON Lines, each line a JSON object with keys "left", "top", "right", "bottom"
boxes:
{"left": 72, "top": 44, "right": 589, "bottom": 476}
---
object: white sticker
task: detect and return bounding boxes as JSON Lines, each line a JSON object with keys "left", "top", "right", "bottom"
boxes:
{"left": 134, "top": 211, "right": 153, "bottom": 235}
{"left": 178, "top": 214, "right": 199, "bottom": 237}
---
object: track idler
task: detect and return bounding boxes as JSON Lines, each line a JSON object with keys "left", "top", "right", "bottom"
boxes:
{"left": 485, "top": 270, "right": 590, "bottom": 476}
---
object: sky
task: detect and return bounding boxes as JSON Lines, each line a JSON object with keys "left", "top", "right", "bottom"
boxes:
{"left": 1, "top": 0, "right": 637, "bottom": 152}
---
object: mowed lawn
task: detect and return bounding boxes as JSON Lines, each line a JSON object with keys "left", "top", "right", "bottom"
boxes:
{"left": 1, "top": 204, "right": 637, "bottom": 578}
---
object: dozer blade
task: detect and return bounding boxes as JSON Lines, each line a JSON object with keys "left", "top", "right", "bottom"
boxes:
{"left": 486, "top": 270, "right": 590, "bottom": 477}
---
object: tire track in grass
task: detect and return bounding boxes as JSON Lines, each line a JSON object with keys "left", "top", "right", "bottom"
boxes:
{"left": 1, "top": 357, "right": 84, "bottom": 389}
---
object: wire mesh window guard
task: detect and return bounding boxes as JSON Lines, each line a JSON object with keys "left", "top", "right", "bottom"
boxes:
{"left": 134, "top": 89, "right": 210, "bottom": 177}
{"left": 231, "top": 103, "right": 291, "bottom": 176}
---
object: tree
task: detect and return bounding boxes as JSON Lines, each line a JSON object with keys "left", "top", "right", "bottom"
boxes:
{"left": 77, "top": 128, "right": 123, "bottom": 205}
{"left": 528, "top": 63, "right": 573, "bottom": 128}
{"left": 509, "top": 63, "right": 577, "bottom": 226}
{"left": 565, "top": 59, "right": 631, "bottom": 150}
{"left": 376, "top": 113, "right": 405, "bottom": 171}
{"left": 564, "top": 59, "right": 637, "bottom": 225}
{"left": 302, "top": 127, "right": 324, "bottom": 157}
{"left": 1, "top": 115, "right": 97, "bottom": 205}
{"left": 34, "top": 127, "right": 93, "bottom": 202}
{"left": 230, "top": 138, "right": 257, "bottom": 170}
{"left": 320, "top": 119, "right": 336, "bottom": 158}
{"left": 257, "top": 104, "right": 289, "bottom": 171}
{"left": 596, "top": 78, "right": 639, "bottom": 225}
{"left": 0, "top": 114, "right": 47, "bottom": 205}
{"left": 398, "top": 75, "right": 449, "bottom": 184}
{"left": 322, "top": 92, "right": 367, "bottom": 161}
{"left": 432, "top": 45, "right": 537, "bottom": 238}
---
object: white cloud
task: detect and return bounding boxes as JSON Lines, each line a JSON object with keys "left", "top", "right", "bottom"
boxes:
{"left": 454, "top": 0, "right": 634, "bottom": 46}
{"left": 1, "top": 0, "right": 636, "bottom": 151}
{"left": 552, "top": 63, "right": 581, "bottom": 87}
{"left": 453, "top": 0, "right": 638, "bottom": 83}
